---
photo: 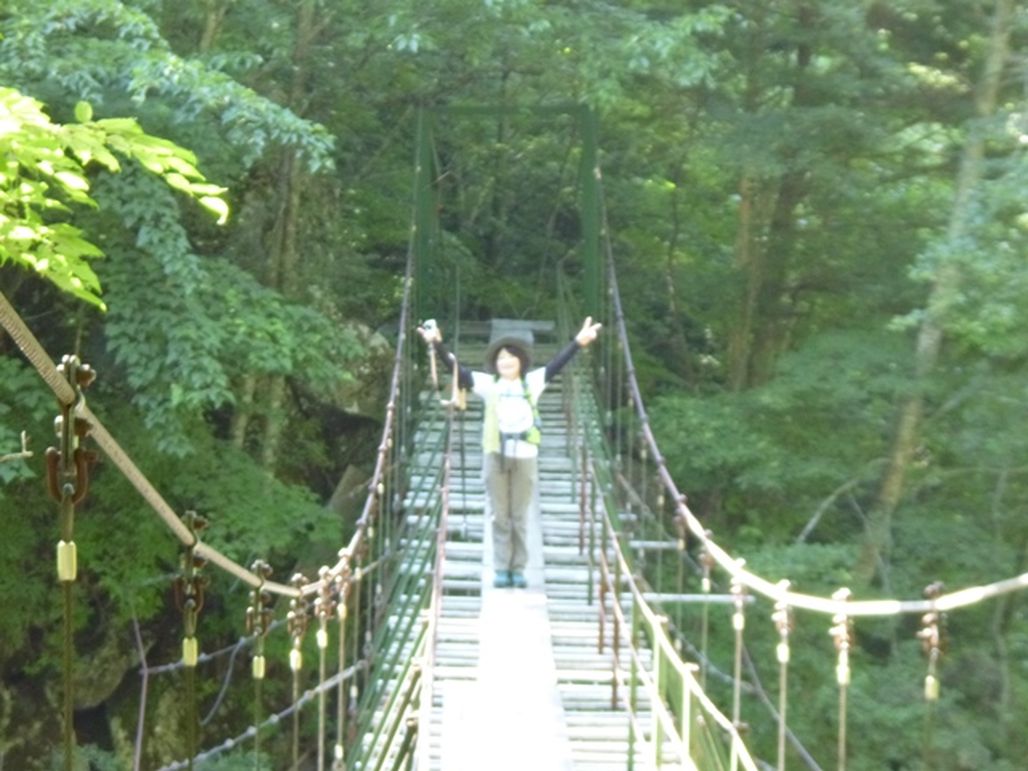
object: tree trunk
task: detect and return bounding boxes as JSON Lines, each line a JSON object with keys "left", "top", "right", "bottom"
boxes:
{"left": 727, "top": 173, "right": 757, "bottom": 390}
{"left": 259, "top": 0, "right": 317, "bottom": 472}
{"left": 259, "top": 374, "right": 288, "bottom": 471}
{"left": 856, "top": 0, "right": 1015, "bottom": 584}
{"left": 747, "top": 168, "right": 807, "bottom": 386}
{"left": 198, "top": 0, "right": 230, "bottom": 53}
{"left": 267, "top": 0, "right": 315, "bottom": 296}
{"left": 726, "top": 5, "right": 766, "bottom": 391}
{"left": 728, "top": 4, "right": 815, "bottom": 391}
{"left": 230, "top": 373, "right": 258, "bottom": 449}
{"left": 742, "top": 5, "right": 813, "bottom": 388}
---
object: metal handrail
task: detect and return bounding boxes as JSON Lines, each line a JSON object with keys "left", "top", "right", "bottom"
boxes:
{"left": 347, "top": 392, "right": 452, "bottom": 770}
{"left": 570, "top": 360, "right": 760, "bottom": 770}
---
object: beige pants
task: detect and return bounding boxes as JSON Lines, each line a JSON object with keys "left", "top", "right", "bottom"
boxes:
{"left": 484, "top": 453, "right": 537, "bottom": 572}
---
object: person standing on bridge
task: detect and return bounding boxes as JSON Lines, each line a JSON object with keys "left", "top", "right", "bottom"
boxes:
{"left": 418, "top": 318, "right": 602, "bottom": 589}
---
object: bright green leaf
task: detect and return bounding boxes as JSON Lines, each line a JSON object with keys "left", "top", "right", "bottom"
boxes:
{"left": 54, "top": 170, "right": 90, "bottom": 192}
{"left": 199, "top": 195, "right": 230, "bottom": 224}
{"left": 74, "top": 100, "right": 93, "bottom": 123}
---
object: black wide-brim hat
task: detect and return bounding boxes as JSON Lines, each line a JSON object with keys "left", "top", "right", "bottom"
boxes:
{"left": 484, "top": 332, "right": 533, "bottom": 374}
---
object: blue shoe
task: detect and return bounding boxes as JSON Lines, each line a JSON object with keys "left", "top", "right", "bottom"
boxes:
{"left": 510, "top": 571, "right": 527, "bottom": 589}
{"left": 493, "top": 570, "right": 512, "bottom": 588}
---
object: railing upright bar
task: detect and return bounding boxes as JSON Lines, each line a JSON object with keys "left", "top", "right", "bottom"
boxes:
{"left": 612, "top": 527, "right": 623, "bottom": 711}
{"left": 649, "top": 615, "right": 664, "bottom": 768}
{"left": 628, "top": 593, "right": 640, "bottom": 771}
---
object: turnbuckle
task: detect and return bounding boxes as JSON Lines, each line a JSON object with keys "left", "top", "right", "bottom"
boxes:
{"left": 918, "top": 581, "right": 945, "bottom": 701}
{"left": 175, "top": 512, "right": 209, "bottom": 667}
{"left": 46, "top": 355, "right": 97, "bottom": 582}
{"left": 246, "top": 559, "right": 274, "bottom": 680}
{"left": 287, "top": 573, "right": 310, "bottom": 672}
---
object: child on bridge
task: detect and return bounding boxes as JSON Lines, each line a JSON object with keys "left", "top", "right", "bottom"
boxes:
{"left": 418, "top": 317, "right": 602, "bottom": 588}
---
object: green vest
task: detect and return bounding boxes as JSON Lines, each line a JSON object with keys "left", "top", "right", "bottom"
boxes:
{"left": 483, "top": 376, "right": 541, "bottom": 454}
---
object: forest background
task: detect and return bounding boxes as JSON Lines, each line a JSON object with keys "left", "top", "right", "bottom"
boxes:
{"left": 0, "top": 0, "right": 1026, "bottom": 769}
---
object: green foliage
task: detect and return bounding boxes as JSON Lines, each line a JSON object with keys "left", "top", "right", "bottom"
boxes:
{"left": 0, "top": 86, "right": 226, "bottom": 309}
{"left": 924, "top": 154, "right": 1028, "bottom": 359}
{"left": 0, "top": 88, "right": 103, "bottom": 307}
{"left": 0, "top": 358, "right": 51, "bottom": 486}
{"left": 168, "top": 437, "right": 337, "bottom": 562}
{"left": 651, "top": 328, "right": 911, "bottom": 539}
{"left": 743, "top": 542, "right": 856, "bottom": 594}
{"left": 0, "top": 0, "right": 334, "bottom": 172}
{"left": 58, "top": 744, "right": 125, "bottom": 771}
{"left": 1, "top": 0, "right": 1026, "bottom": 767}
{"left": 68, "top": 166, "right": 363, "bottom": 456}
{"left": 0, "top": 361, "right": 53, "bottom": 657}
{"left": 0, "top": 496, "right": 50, "bottom": 659}
{"left": 202, "top": 259, "right": 364, "bottom": 388}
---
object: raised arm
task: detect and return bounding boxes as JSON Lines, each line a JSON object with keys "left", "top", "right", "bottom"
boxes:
{"left": 417, "top": 320, "right": 473, "bottom": 390}
{"left": 544, "top": 316, "right": 603, "bottom": 381}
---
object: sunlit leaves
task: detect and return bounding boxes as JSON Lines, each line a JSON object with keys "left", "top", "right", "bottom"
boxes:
{"left": 0, "top": 0, "right": 335, "bottom": 172}
{"left": 0, "top": 89, "right": 108, "bottom": 306}
{"left": 0, "top": 86, "right": 228, "bottom": 308}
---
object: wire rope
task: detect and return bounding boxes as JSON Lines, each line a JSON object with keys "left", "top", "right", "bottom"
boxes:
{"left": 156, "top": 664, "right": 362, "bottom": 771}
{"left": 130, "top": 617, "right": 148, "bottom": 771}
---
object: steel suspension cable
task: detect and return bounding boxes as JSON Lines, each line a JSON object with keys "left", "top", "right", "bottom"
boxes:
{"left": 338, "top": 570, "right": 353, "bottom": 769}
{"left": 287, "top": 574, "right": 309, "bottom": 771}
{"left": 313, "top": 568, "right": 334, "bottom": 771}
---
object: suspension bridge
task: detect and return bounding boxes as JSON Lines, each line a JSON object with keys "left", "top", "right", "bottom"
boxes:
{"left": 3, "top": 109, "right": 1028, "bottom": 770}
{"left": 3, "top": 256, "right": 1027, "bottom": 769}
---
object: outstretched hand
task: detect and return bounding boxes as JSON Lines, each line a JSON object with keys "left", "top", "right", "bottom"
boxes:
{"left": 575, "top": 316, "right": 602, "bottom": 348}
{"left": 417, "top": 320, "right": 442, "bottom": 346}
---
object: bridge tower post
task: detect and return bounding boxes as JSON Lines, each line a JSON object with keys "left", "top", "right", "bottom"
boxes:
{"left": 578, "top": 104, "right": 602, "bottom": 317}
{"left": 413, "top": 107, "right": 440, "bottom": 322}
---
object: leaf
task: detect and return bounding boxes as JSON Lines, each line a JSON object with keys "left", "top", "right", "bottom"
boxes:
{"left": 199, "top": 195, "right": 229, "bottom": 224}
{"left": 0, "top": 85, "right": 225, "bottom": 306}
{"left": 185, "top": 182, "right": 227, "bottom": 196}
{"left": 74, "top": 100, "right": 93, "bottom": 123}
{"left": 163, "top": 172, "right": 192, "bottom": 193}
{"left": 94, "top": 117, "right": 142, "bottom": 133}
{"left": 6, "top": 225, "right": 38, "bottom": 241}
{"left": 54, "top": 170, "right": 90, "bottom": 192}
